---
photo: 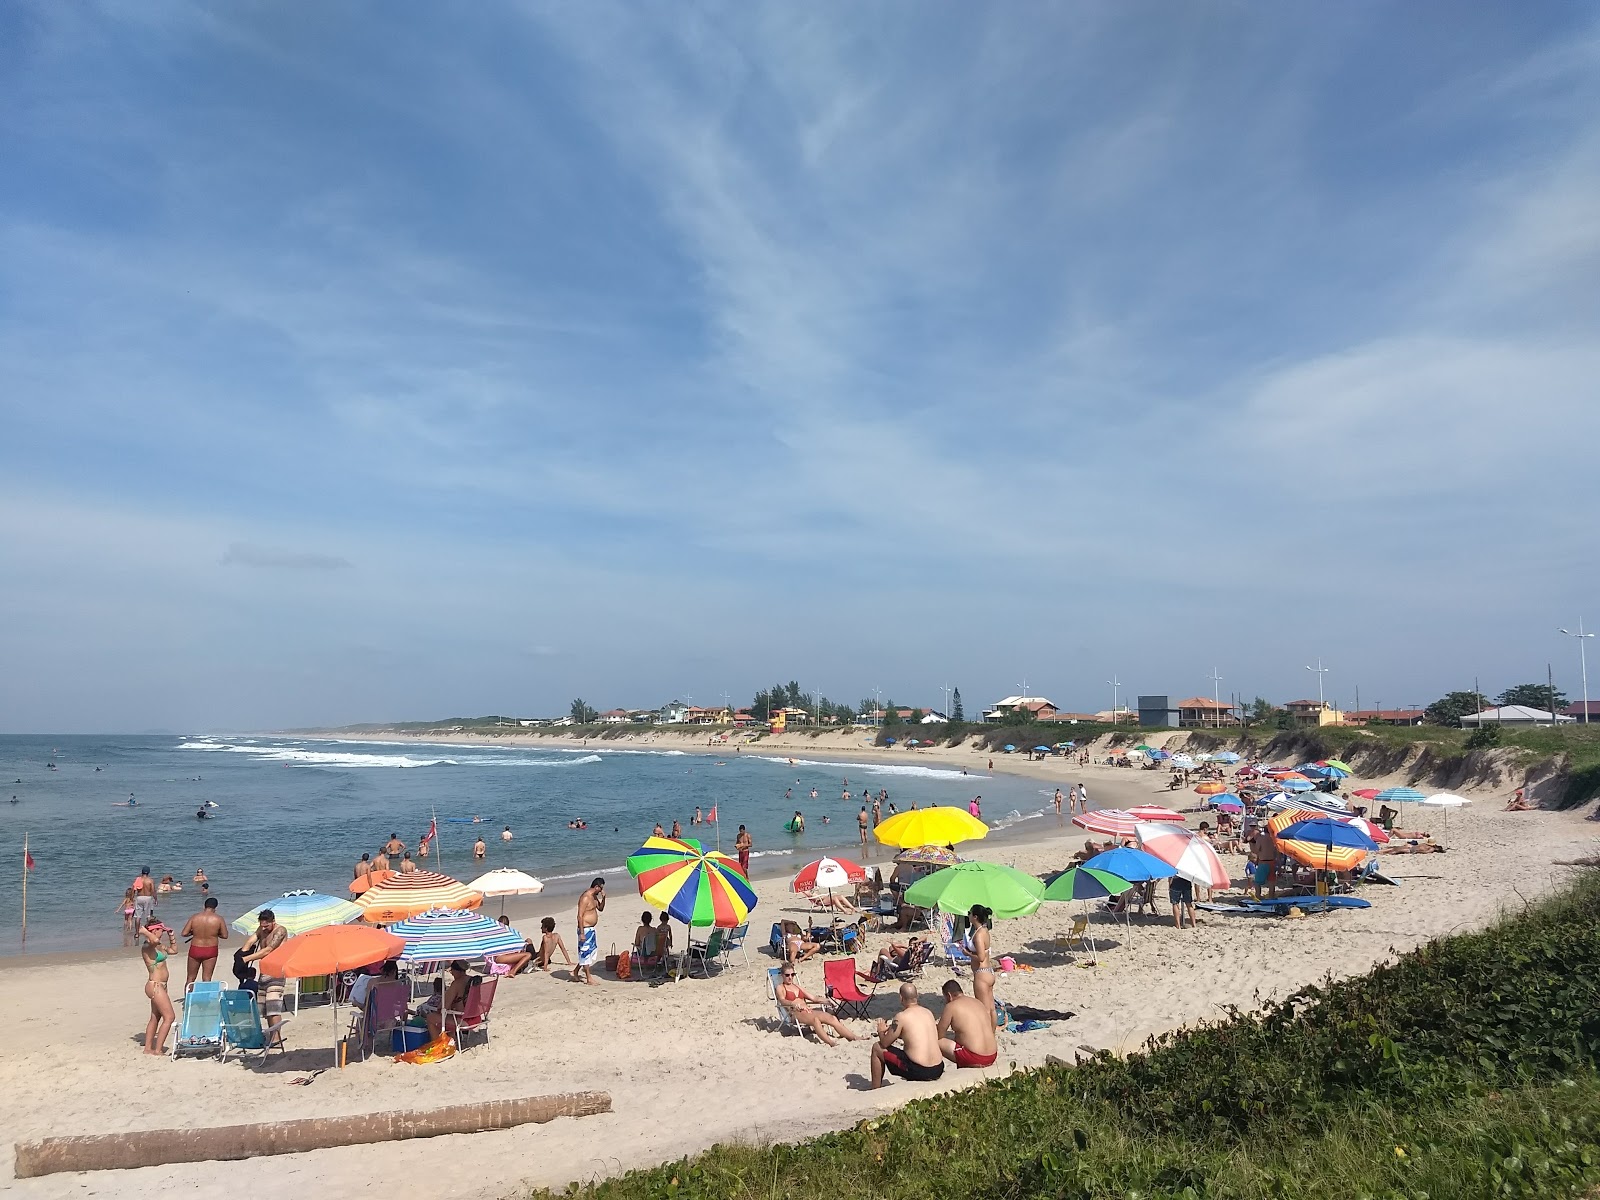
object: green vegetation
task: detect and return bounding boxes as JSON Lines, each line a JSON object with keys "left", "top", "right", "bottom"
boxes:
{"left": 538, "top": 872, "right": 1600, "bottom": 1200}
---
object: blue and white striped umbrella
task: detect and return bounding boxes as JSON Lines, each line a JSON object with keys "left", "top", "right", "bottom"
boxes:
{"left": 1277, "top": 778, "right": 1317, "bottom": 792}
{"left": 1267, "top": 792, "right": 1349, "bottom": 816}
{"left": 232, "top": 890, "right": 363, "bottom": 937}
{"left": 1376, "top": 786, "right": 1427, "bottom": 804}
{"left": 387, "top": 907, "right": 525, "bottom": 962}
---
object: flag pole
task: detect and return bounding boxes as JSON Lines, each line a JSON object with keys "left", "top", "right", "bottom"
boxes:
{"left": 432, "top": 806, "right": 441, "bottom": 872}
{"left": 21, "top": 833, "right": 29, "bottom": 945}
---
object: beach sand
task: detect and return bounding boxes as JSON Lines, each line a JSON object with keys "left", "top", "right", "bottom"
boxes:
{"left": 2, "top": 748, "right": 1595, "bottom": 1199}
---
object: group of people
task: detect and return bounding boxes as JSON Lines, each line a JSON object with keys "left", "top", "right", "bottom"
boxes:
{"left": 1051, "top": 783, "right": 1091, "bottom": 815}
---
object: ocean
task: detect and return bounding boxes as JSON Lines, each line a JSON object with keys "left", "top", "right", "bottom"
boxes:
{"left": 0, "top": 733, "right": 1053, "bottom": 954}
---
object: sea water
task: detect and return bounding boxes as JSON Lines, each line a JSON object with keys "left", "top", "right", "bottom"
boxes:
{"left": 0, "top": 734, "right": 1049, "bottom": 954}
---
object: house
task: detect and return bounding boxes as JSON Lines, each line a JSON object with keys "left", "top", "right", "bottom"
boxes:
{"left": 1459, "top": 705, "right": 1574, "bottom": 727}
{"left": 1563, "top": 702, "right": 1600, "bottom": 722}
{"left": 982, "top": 696, "right": 1059, "bottom": 723}
{"left": 1284, "top": 699, "right": 1345, "bottom": 727}
{"left": 1175, "top": 697, "right": 1240, "bottom": 728}
{"left": 732, "top": 709, "right": 755, "bottom": 725}
{"left": 598, "top": 709, "right": 632, "bottom": 725}
{"left": 656, "top": 701, "right": 691, "bottom": 724}
{"left": 1345, "top": 708, "right": 1427, "bottom": 726}
{"left": 1092, "top": 708, "right": 1136, "bottom": 724}
{"left": 775, "top": 706, "right": 812, "bottom": 725}
{"left": 1136, "top": 696, "right": 1179, "bottom": 728}
{"left": 683, "top": 705, "right": 732, "bottom": 725}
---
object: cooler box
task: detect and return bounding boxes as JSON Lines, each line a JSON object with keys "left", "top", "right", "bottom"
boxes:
{"left": 392, "top": 1026, "right": 429, "bottom": 1054}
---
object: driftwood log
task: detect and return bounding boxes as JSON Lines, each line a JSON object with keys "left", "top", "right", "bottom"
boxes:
{"left": 14, "top": 1091, "right": 611, "bottom": 1178}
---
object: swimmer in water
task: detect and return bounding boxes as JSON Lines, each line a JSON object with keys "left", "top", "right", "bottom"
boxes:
{"left": 127, "top": 794, "right": 137, "bottom": 807}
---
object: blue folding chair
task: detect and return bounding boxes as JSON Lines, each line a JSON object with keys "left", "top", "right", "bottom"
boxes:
{"left": 172, "top": 982, "right": 224, "bottom": 1059}
{"left": 219, "top": 989, "right": 278, "bottom": 1065}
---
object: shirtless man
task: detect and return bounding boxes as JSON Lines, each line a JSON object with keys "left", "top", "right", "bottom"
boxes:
{"left": 131, "top": 866, "right": 157, "bottom": 927}
{"left": 937, "top": 980, "right": 998, "bottom": 1069}
{"left": 354, "top": 853, "right": 372, "bottom": 881}
{"left": 383, "top": 832, "right": 406, "bottom": 860}
{"left": 575, "top": 877, "right": 606, "bottom": 984}
{"left": 870, "top": 983, "right": 944, "bottom": 1087}
{"left": 652, "top": 822, "right": 665, "bottom": 838}
{"left": 1248, "top": 827, "right": 1277, "bottom": 899}
{"left": 670, "top": 819, "right": 682, "bottom": 839}
{"left": 180, "top": 895, "right": 229, "bottom": 986}
{"left": 399, "top": 852, "right": 418, "bottom": 874}
{"left": 473, "top": 837, "right": 486, "bottom": 861}
{"left": 372, "top": 848, "right": 390, "bottom": 873}
{"left": 501, "top": 825, "right": 513, "bottom": 842}
{"left": 858, "top": 806, "right": 869, "bottom": 845}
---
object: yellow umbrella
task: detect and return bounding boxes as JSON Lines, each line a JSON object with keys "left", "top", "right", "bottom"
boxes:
{"left": 872, "top": 806, "right": 988, "bottom": 849}
{"left": 1277, "top": 839, "right": 1368, "bottom": 872}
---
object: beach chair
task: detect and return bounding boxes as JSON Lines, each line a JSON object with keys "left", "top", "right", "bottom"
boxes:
{"left": 719, "top": 922, "right": 750, "bottom": 967}
{"left": 172, "top": 981, "right": 224, "bottom": 1059}
{"left": 765, "top": 966, "right": 803, "bottom": 1035}
{"left": 822, "top": 957, "right": 875, "bottom": 1020}
{"left": 934, "top": 912, "right": 970, "bottom": 975}
{"left": 1056, "top": 915, "right": 1097, "bottom": 965}
{"left": 348, "top": 981, "right": 409, "bottom": 1060}
{"left": 218, "top": 989, "right": 278, "bottom": 1065}
{"left": 768, "top": 922, "right": 786, "bottom": 958}
{"left": 445, "top": 977, "right": 497, "bottom": 1050}
{"left": 292, "top": 973, "right": 331, "bottom": 1011}
{"left": 685, "top": 929, "right": 726, "bottom": 978}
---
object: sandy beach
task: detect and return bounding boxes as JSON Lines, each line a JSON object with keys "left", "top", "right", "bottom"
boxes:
{"left": 3, "top": 747, "right": 1596, "bottom": 1199}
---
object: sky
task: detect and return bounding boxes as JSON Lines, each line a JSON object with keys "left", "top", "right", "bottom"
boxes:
{"left": 3, "top": 3, "right": 1598, "bottom": 732}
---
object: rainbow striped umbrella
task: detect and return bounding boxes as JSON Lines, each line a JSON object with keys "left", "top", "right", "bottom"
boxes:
{"left": 232, "top": 890, "right": 363, "bottom": 937}
{"left": 387, "top": 907, "right": 526, "bottom": 962}
{"left": 355, "top": 870, "right": 482, "bottom": 923}
{"left": 626, "top": 837, "right": 757, "bottom": 928}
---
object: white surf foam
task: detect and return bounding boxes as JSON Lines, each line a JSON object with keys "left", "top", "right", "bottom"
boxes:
{"left": 749, "top": 756, "right": 976, "bottom": 781}
{"left": 177, "top": 739, "right": 602, "bottom": 769}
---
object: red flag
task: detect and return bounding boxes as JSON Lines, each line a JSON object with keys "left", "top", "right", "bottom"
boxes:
{"left": 25, "top": 850, "right": 36, "bottom": 871}
{"left": 420, "top": 819, "right": 437, "bottom": 848}
{"left": 706, "top": 805, "right": 718, "bottom": 823}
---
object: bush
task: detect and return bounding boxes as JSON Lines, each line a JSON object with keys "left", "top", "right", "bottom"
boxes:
{"left": 1467, "top": 722, "right": 1503, "bottom": 749}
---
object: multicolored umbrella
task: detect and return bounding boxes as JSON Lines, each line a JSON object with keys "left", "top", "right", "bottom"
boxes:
{"left": 1343, "top": 816, "right": 1391, "bottom": 845}
{"left": 1071, "top": 809, "right": 1143, "bottom": 838}
{"left": 1277, "top": 838, "right": 1370, "bottom": 872}
{"left": 233, "top": 890, "right": 363, "bottom": 937}
{"left": 791, "top": 856, "right": 868, "bottom": 893}
{"left": 626, "top": 837, "right": 757, "bottom": 928}
{"left": 1042, "top": 865, "right": 1132, "bottom": 902}
{"left": 355, "top": 871, "right": 483, "bottom": 923}
{"left": 387, "top": 907, "right": 527, "bottom": 962}
{"left": 1268, "top": 807, "right": 1327, "bottom": 836}
{"left": 1135, "top": 821, "right": 1229, "bottom": 889}
{"left": 902, "top": 861, "right": 1044, "bottom": 920}
{"left": 1277, "top": 816, "right": 1378, "bottom": 869}
{"left": 872, "top": 806, "right": 989, "bottom": 849}
{"left": 1082, "top": 847, "right": 1174, "bottom": 882}
{"left": 894, "top": 844, "right": 964, "bottom": 867}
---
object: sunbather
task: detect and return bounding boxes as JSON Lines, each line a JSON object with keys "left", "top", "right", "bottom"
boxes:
{"left": 775, "top": 966, "right": 858, "bottom": 1046}
{"left": 491, "top": 916, "right": 534, "bottom": 975}
{"left": 785, "top": 922, "right": 821, "bottom": 963}
{"left": 870, "top": 936, "right": 921, "bottom": 980}
{"left": 536, "top": 916, "right": 574, "bottom": 971}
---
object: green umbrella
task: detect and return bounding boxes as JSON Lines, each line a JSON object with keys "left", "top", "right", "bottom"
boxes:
{"left": 1324, "top": 758, "right": 1352, "bottom": 774}
{"left": 903, "top": 861, "right": 1044, "bottom": 919}
{"left": 1041, "top": 866, "right": 1133, "bottom": 902}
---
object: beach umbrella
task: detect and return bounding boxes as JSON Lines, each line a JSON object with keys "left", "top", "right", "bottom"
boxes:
{"left": 1279, "top": 816, "right": 1378, "bottom": 853}
{"left": 1297, "top": 764, "right": 1335, "bottom": 778}
{"left": 1375, "top": 786, "right": 1426, "bottom": 805}
{"left": 1352, "top": 788, "right": 1381, "bottom": 800}
{"left": 1127, "top": 805, "right": 1188, "bottom": 823}
{"left": 1210, "top": 797, "right": 1245, "bottom": 814}
{"left": 1134, "top": 744, "right": 1155, "bottom": 752}
{"left": 355, "top": 871, "right": 483, "bottom": 923}
{"left": 233, "top": 890, "right": 363, "bottom": 937}
{"left": 1194, "top": 781, "right": 1228, "bottom": 796}
{"left": 1268, "top": 792, "right": 1348, "bottom": 817}
{"left": 1421, "top": 793, "right": 1470, "bottom": 847}
{"left": 1002, "top": 744, "right": 1016, "bottom": 752}
{"left": 1268, "top": 808, "right": 1329, "bottom": 836}
{"left": 1212, "top": 751, "right": 1241, "bottom": 764}
{"left": 791, "top": 855, "right": 868, "bottom": 893}
{"left": 883, "top": 737, "right": 897, "bottom": 744}
{"left": 1278, "top": 778, "right": 1317, "bottom": 793}
{"left": 626, "top": 837, "right": 757, "bottom": 928}
{"left": 1134, "top": 821, "right": 1230, "bottom": 890}
{"left": 872, "top": 806, "right": 988, "bottom": 849}
{"left": 1169, "top": 754, "right": 1197, "bottom": 770}
{"left": 1277, "top": 837, "right": 1370, "bottom": 872}
{"left": 1148, "top": 749, "right": 1171, "bottom": 760}
{"left": 1082, "top": 847, "right": 1174, "bottom": 882}
{"left": 466, "top": 867, "right": 545, "bottom": 916}
{"left": 1323, "top": 759, "right": 1352, "bottom": 774}
{"left": 348, "top": 869, "right": 394, "bottom": 896}
{"left": 894, "top": 844, "right": 963, "bottom": 867}
{"left": 259, "top": 923, "right": 405, "bottom": 1068}
{"left": 902, "top": 861, "right": 1044, "bottom": 920}
{"left": 1042, "top": 865, "right": 1132, "bottom": 902}
{"left": 1071, "top": 809, "right": 1148, "bottom": 839}
{"left": 1032, "top": 745, "right": 1050, "bottom": 753}
{"left": 1343, "top": 816, "right": 1391, "bottom": 844}
{"left": 387, "top": 907, "right": 526, "bottom": 963}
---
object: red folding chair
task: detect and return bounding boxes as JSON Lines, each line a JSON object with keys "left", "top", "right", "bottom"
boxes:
{"left": 445, "top": 977, "right": 498, "bottom": 1050}
{"left": 822, "top": 957, "right": 876, "bottom": 1020}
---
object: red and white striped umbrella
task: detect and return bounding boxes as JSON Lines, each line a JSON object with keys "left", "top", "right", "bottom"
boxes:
{"left": 790, "top": 856, "right": 868, "bottom": 893}
{"left": 1072, "top": 809, "right": 1143, "bottom": 838}
{"left": 1126, "top": 805, "right": 1188, "bottom": 823}
{"left": 1134, "top": 821, "right": 1230, "bottom": 889}
{"left": 1341, "top": 816, "right": 1391, "bottom": 845}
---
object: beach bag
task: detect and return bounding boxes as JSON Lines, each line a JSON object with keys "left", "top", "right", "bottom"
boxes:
{"left": 613, "top": 949, "right": 632, "bottom": 980}
{"left": 604, "top": 944, "right": 620, "bottom": 972}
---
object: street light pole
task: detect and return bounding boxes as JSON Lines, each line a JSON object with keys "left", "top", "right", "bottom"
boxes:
{"left": 1305, "top": 659, "right": 1329, "bottom": 709}
{"left": 1560, "top": 621, "right": 1593, "bottom": 723}
{"left": 1106, "top": 676, "right": 1121, "bottom": 724}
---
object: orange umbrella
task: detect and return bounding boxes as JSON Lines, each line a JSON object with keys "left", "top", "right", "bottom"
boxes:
{"left": 356, "top": 870, "right": 482, "bottom": 923}
{"left": 260, "top": 923, "right": 404, "bottom": 979}
{"left": 1194, "top": 781, "right": 1227, "bottom": 796}
{"left": 349, "top": 869, "right": 395, "bottom": 896}
{"left": 1268, "top": 809, "right": 1326, "bottom": 836}
{"left": 1277, "top": 838, "right": 1368, "bottom": 872}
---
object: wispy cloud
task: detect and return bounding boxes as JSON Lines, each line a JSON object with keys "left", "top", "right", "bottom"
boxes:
{"left": 221, "top": 543, "right": 353, "bottom": 571}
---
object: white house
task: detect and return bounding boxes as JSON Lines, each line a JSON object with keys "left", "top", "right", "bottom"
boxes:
{"left": 1459, "top": 705, "right": 1574, "bottom": 726}
{"left": 656, "top": 701, "right": 691, "bottom": 724}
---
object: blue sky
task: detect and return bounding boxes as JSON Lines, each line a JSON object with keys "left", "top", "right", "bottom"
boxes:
{"left": 3, "top": 3, "right": 1598, "bottom": 732}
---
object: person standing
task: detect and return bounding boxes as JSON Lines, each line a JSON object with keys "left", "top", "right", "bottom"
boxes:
{"left": 670, "top": 819, "right": 682, "bottom": 839}
{"left": 472, "top": 836, "right": 486, "bottom": 861}
{"left": 131, "top": 866, "right": 157, "bottom": 927}
{"left": 858, "top": 806, "right": 869, "bottom": 845}
{"left": 871, "top": 798, "right": 882, "bottom": 827}
{"left": 968, "top": 796, "right": 982, "bottom": 820}
{"left": 735, "top": 825, "right": 752, "bottom": 874}
{"left": 693, "top": 806, "right": 703, "bottom": 825}
{"left": 1076, "top": 783, "right": 1090, "bottom": 814}
{"left": 384, "top": 832, "right": 406, "bottom": 860}
{"left": 501, "top": 825, "right": 513, "bottom": 842}
{"left": 1169, "top": 872, "right": 1196, "bottom": 929}
{"left": 180, "top": 895, "right": 229, "bottom": 987}
{"left": 575, "top": 878, "right": 606, "bottom": 985}
{"left": 240, "top": 910, "right": 289, "bottom": 1046}
{"left": 1053, "top": 788, "right": 1063, "bottom": 816}
{"left": 138, "top": 916, "right": 177, "bottom": 1056}
{"left": 965, "top": 904, "right": 995, "bottom": 1014}
{"left": 399, "top": 852, "right": 418, "bottom": 874}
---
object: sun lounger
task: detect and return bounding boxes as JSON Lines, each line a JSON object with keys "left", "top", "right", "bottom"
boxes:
{"left": 172, "top": 981, "right": 224, "bottom": 1059}
{"left": 219, "top": 989, "right": 280, "bottom": 1064}
{"left": 822, "top": 956, "right": 876, "bottom": 1020}
{"left": 445, "top": 977, "right": 497, "bottom": 1050}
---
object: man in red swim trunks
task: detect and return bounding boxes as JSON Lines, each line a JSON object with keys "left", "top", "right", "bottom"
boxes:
{"left": 869, "top": 983, "right": 944, "bottom": 1088}
{"left": 937, "top": 979, "right": 998, "bottom": 1069}
{"left": 180, "top": 896, "right": 230, "bottom": 986}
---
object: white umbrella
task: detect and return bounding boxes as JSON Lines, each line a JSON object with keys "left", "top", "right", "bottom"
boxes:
{"left": 467, "top": 868, "right": 545, "bottom": 915}
{"left": 1421, "top": 794, "right": 1470, "bottom": 847}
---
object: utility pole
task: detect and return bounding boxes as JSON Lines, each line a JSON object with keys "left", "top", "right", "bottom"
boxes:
{"left": 1106, "top": 676, "right": 1121, "bottom": 724}
{"left": 1206, "top": 668, "right": 1223, "bottom": 728}
{"left": 1560, "top": 621, "right": 1592, "bottom": 723}
{"left": 1548, "top": 663, "right": 1557, "bottom": 727}
{"left": 1305, "top": 658, "right": 1329, "bottom": 708}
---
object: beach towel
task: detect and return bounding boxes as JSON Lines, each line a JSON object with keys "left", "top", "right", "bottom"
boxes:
{"left": 578, "top": 927, "right": 599, "bottom": 967}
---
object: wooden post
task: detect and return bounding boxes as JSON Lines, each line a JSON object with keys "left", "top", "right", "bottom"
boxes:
{"left": 19, "top": 832, "right": 27, "bottom": 945}
{"left": 14, "top": 1091, "right": 611, "bottom": 1178}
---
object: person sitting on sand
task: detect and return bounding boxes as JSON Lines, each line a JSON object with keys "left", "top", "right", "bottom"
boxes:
{"left": 536, "top": 916, "right": 574, "bottom": 972}
{"left": 870, "top": 983, "right": 944, "bottom": 1088}
{"left": 1506, "top": 787, "right": 1533, "bottom": 811}
{"left": 491, "top": 916, "right": 535, "bottom": 976}
{"left": 937, "top": 980, "right": 998, "bottom": 1069}
{"left": 775, "top": 965, "right": 859, "bottom": 1046}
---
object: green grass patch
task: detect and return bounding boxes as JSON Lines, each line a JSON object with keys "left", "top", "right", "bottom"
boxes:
{"left": 537, "top": 871, "right": 1600, "bottom": 1200}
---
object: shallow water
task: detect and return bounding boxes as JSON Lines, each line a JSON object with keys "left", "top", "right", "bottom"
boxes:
{"left": 0, "top": 734, "right": 1049, "bottom": 953}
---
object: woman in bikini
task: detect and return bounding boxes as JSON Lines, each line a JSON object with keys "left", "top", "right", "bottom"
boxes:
{"left": 775, "top": 966, "right": 858, "bottom": 1046}
{"left": 139, "top": 916, "right": 177, "bottom": 1055}
{"left": 965, "top": 905, "right": 995, "bottom": 1015}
